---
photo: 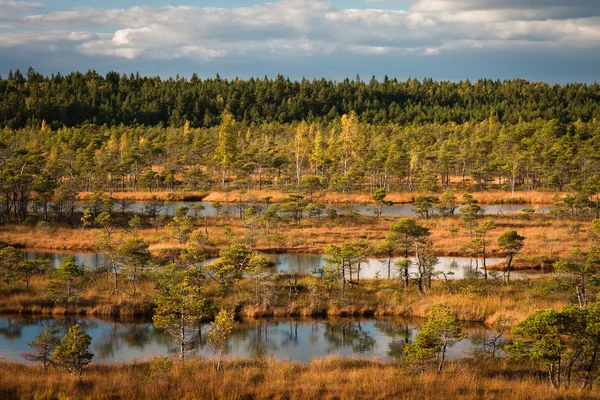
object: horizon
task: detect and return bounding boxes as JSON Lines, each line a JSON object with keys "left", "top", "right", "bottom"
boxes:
{"left": 3, "top": 68, "right": 599, "bottom": 86}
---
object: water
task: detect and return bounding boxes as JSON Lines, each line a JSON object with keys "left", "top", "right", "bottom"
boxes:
{"left": 0, "top": 316, "right": 508, "bottom": 365}
{"left": 21, "top": 249, "right": 513, "bottom": 280}
{"left": 269, "top": 254, "right": 507, "bottom": 280}
{"left": 74, "top": 200, "right": 552, "bottom": 218}
{"left": 23, "top": 249, "right": 104, "bottom": 270}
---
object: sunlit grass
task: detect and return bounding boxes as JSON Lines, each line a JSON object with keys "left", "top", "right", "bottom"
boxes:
{"left": 0, "top": 357, "right": 588, "bottom": 400}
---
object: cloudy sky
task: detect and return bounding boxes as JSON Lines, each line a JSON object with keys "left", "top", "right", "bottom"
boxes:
{"left": 1, "top": 0, "right": 599, "bottom": 82}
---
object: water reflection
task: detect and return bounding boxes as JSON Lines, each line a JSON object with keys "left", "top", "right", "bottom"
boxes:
{"left": 21, "top": 248, "right": 516, "bottom": 280}
{"left": 0, "top": 316, "right": 509, "bottom": 365}
{"left": 269, "top": 254, "right": 507, "bottom": 280}
{"left": 73, "top": 200, "right": 552, "bottom": 218}
{"left": 23, "top": 249, "right": 104, "bottom": 270}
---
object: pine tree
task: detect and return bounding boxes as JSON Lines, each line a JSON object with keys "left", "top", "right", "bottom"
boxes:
{"left": 51, "top": 325, "right": 94, "bottom": 377}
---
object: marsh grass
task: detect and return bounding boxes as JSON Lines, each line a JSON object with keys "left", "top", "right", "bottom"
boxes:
{"left": 0, "top": 357, "right": 593, "bottom": 400}
{"left": 0, "top": 272, "right": 568, "bottom": 325}
{"left": 0, "top": 214, "right": 592, "bottom": 260}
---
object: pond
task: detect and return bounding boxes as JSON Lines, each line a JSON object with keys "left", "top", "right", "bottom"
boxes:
{"left": 74, "top": 200, "right": 552, "bottom": 218}
{"left": 268, "top": 254, "right": 507, "bottom": 280}
{"left": 22, "top": 249, "right": 511, "bottom": 280}
{"left": 23, "top": 249, "right": 105, "bottom": 270}
{"left": 0, "top": 315, "right": 508, "bottom": 364}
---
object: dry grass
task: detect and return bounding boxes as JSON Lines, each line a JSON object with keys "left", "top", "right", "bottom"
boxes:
{"left": 76, "top": 191, "right": 208, "bottom": 201}
{"left": 0, "top": 271, "right": 569, "bottom": 326}
{"left": 0, "top": 214, "right": 593, "bottom": 261}
{"left": 0, "top": 276, "right": 156, "bottom": 317}
{"left": 0, "top": 225, "right": 184, "bottom": 252}
{"left": 81, "top": 189, "right": 563, "bottom": 205}
{"left": 0, "top": 357, "right": 595, "bottom": 400}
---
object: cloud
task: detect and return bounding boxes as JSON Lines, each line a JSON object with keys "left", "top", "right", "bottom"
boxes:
{"left": 0, "top": 0, "right": 599, "bottom": 81}
{"left": 0, "top": 0, "right": 42, "bottom": 12}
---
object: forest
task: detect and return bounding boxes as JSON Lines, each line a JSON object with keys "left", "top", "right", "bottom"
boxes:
{"left": 1, "top": 68, "right": 600, "bottom": 129}
{"left": 2, "top": 69, "right": 600, "bottom": 399}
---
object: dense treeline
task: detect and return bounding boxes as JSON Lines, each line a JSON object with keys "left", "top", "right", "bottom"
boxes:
{"left": 1, "top": 114, "right": 600, "bottom": 225}
{"left": 1, "top": 68, "right": 600, "bottom": 129}
{"left": 1, "top": 69, "right": 600, "bottom": 225}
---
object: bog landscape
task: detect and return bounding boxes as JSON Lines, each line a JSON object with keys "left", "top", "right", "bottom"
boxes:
{"left": 1, "top": 1, "right": 600, "bottom": 399}
{"left": 0, "top": 72, "right": 599, "bottom": 399}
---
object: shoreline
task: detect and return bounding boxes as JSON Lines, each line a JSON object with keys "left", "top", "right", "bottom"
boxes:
{"left": 0, "top": 277, "right": 565, "bottom": 326}
{"left": 75, "top": 189, "right": 562, "bottom": 205}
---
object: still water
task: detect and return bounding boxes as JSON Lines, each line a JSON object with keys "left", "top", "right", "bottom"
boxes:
{"left": 75, "top": 201, "right": 552, "bottom": 218}
{"left": 22, "top": 249, "right": 508, "bottom": 280}
{"left": 0, "top": 316, "right": 507, "bottom": 364}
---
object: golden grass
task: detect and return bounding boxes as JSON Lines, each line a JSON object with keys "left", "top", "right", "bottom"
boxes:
{"left": 0, "top": 272, "right": 569, "bottom": 326}
{"left": 78, "top": 189, "right": 563, "bottom": 205}
{"left": 0, "top": 276, "right": 156, "bottom": 317}
{"left": 76, "top": 191, "right": 208, "bottom": 201}
{"left": 0, "top": 357, "right": 595, "bottom": 400}
{"left": 0, "top": 214, "right": 593, "bottom": 261}
{"left": 0, "top": 225, "right": 186, "bottom": 252}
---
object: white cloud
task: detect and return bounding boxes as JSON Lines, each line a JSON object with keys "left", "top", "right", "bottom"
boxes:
{"left": 0, "top": 0, "right": 599, "bottom": 62}
{"left": 0, "top": 0, "right": 42, "bottom": 12}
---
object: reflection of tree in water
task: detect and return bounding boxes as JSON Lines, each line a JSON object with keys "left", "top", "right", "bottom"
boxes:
{"left": 92, "top": 321, "right": 158, "bottom": 359}
{"left": 308, "top": 322, "right": 320, "bottom": 344}
{"left": 240, "top": 320, "right": 279, "bottom": 360}
{"left": 0, "top": 316, "right": 94, "bottom": 341}
{"left": 373, "top": 320, "right": 415, "bottom": 360}
{"left": 461, "top": 323, "right": 511, "bottom": 358}
{"left": 280, "top": 321, "right": 299, "bottom": 348}
{"left": 322, "top": 320, "right": 375, "bottom": 354}
{"left": 0, "top": 318, "right": 22, "bottom": 340}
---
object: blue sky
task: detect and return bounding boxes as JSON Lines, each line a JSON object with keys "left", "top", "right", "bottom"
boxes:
{"left": 0, "top": 0, "right": 599, "bottom": 83}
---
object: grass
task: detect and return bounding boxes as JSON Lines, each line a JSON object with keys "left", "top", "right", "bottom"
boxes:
{"left": 203, "top": 189, "right": 563, "bottom": 205}
{"left": 0, "top": 273, "right": 571, "bottom": 326}
{"left": 0, "top": 357, "right": 595, "bottom": 399}
{"left": 0, "top": 214, "right": 592, "bottom": 262}
{"left": 76, "top": 189, "right": 563, "bottom": 205}
{"left": 77, "top": 191, "right": 208, "bottom": 202}
{"left": 0, "top": 276, "right": 156, "bottom": 318}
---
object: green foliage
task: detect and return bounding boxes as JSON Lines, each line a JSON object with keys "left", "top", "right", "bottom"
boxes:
{"left": 204, "top": 241, "right": 252, "bottom": 288}
{"left": 413, "top": 196, "right": 438, "bottom": 219}
{"left": 15, "top": 258, "right": 49, "bottom": 290}
{"left": 497, "top": 230, "right": 525, "bottom": 282}
{"left": 436, "top": 190, "right": 458, "bottom": 217}
{"left": 507, "top": 302, "right": 600, "bottom": 389}
{"left": 372, "top": 188, "right": 392, "bottom": 218}
{"left": 49, "top": 256, "right": 85, "bottom": 304}
{"left": 153, "top": 265, "right": 214, "bottom": 360}
{"left": 0, "top": 246, "right": 23, "bottom": 285}
{"left": 167, "top": 209, "right": 195, "bottom": 244}
{"left": 128, "top": 214, "right": 142, "bottom": 231}
{"left": 246, "top": 252, "right": 271, "bottom": 304}
{"left": 405, "top": 304, "right": 466, "bottom": 371}
{"left": 207, "top": 309, "right": 237, "bottom": 370}
{"left": 50, "top": 324, "right": 94, "bottom": 377}
{"left": 117, "top": 237, "right": 151, "bottom": 296}
{"left": 554, "top": 247, "right": 600, "bottom": 307}
{"left": 3, "top": 71, "right": 600, "bottom": 129}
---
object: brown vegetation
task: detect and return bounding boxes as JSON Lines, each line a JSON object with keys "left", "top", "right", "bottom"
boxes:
{"left": 77, "top": 189, "right": 562, "bottom": 205}
{"left": 0, "top": 357, "right": 595, "bottom": 400}
{"left": 0, "top": 274, "right": 568, "bottom": 326}
{"left": 200, "top": 189, "right": 563, "bottom": 205}
{"left": 0, "top": 214, "right": 592, "bottom": 262}
{"left": 76, "top": 191, "right": 208, "bottom": 202}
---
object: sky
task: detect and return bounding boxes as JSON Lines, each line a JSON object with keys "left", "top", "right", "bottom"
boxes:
{"left": 0, "top": 0, "right": 599, "bottom": 83}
